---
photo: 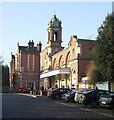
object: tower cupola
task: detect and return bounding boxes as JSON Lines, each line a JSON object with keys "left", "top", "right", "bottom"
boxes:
{"left": 47, "top": 15, "right": 64, "bottom": 56}
{"left": 48, "top": 15, "right": 62, "bottom": 28}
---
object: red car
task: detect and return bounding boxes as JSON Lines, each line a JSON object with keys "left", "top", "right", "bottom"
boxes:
{"left": 51, "top": 88, "right": 71, "bottom": 99}
{"left": 16, "top": 88, "right": 29, "bottom": 93}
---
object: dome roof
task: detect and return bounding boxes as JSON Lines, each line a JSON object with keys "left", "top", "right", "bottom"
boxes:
{"left": 48, "top": 14, "right": 62, "bottom": 28}
{"left": 50, "top": 15, "right": 59, "bottom": 23}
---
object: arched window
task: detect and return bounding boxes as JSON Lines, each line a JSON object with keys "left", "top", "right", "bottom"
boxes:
{"left": 54, "top": 32, "right": 57, "bottom": 41}
{"left": 73, "top": 69, "right": 76, "bottom": 74}
{"left": 59, "top": 55, "right": 64, "bottom": 67}
{"left": 66, "top": 52, "right": 71, "bottom": 65}
{"left": 53, "top": 58, "right": 58, "bottom": 68}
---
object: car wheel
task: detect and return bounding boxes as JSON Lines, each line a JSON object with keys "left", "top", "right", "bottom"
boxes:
{"left": 84, "top": 103, "right": 88, "bottom": 106}
{"left": 70, "top": 98, "right": 75, "bottom": 103}
{"left": 51, "top": 96, "right": 55, "bottom": 99}
{"left": 90, "top": 101, "right": 97, "bottom": 108}
{"left": 65, "top": 100, "right": 68, "bottom": 102}
{"left": 55, "top": 95, "right": 60, "bottom": 99}
{"left": 107, "top": 106, "right": 112, "bottom": 110}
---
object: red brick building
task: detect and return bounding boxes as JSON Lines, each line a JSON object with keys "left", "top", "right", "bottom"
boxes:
{"left": 10, "top": 40, "right": 42, "bottom": 91}
{"left": 40, "top": 15, "right": 95, "bottom": 90}
{"left": 10, "top": 15, "right": 95, "bottom": 91}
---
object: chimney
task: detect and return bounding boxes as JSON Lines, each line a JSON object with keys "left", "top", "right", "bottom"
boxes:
{"left": 37, "top": 41, "right": 42, "bottom": 52}
{"left": 28, "top": 40, "right": 34, "bottom": 48}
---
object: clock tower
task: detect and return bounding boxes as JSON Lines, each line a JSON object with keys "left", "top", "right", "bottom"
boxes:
{"left": 47, "top": 15, "right": 64, "bottom": 56}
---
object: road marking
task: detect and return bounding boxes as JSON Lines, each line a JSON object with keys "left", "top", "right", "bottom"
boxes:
{"left": 55, "top": 101, "right": 76, "bottom": 107}
{"left": 55, "top": 101, "right": 114, "bottom": 118}
{"left": 92, "top": 110, "right": 114, "bottom": 118}
{"left": 80, "top": 108, "right": 92, "bottom": 112}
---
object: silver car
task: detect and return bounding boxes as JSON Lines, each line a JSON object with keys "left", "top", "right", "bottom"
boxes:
{"left": 74, "top": 88, "right": 92, "bottom": 103}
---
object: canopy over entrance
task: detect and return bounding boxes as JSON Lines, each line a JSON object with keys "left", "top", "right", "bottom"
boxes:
{"left": 40, "top": 67, "right": 71, "bottom": 78}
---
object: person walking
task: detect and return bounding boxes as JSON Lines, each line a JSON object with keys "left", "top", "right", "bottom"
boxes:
{"left": 41, "top": 85, "right": 44, "bottom": 96}
{"left": 30, "top": 86, "right": 33, "bottom": 95}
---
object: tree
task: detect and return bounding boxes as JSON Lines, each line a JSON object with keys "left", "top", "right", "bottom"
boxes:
{"left": 0, "top": 56, "right": 4, "bottom": 88}
{"left": 93, "top": 13, "right": 114, "bottom": 90}
{"left": 2, "top": 65, "right": 9, "bottom": 86}
{"left": 0, "top": 56, "right": 3, "bottom": 65}
{"left": 86, "top": 61, "right": 104, "bottom": 85}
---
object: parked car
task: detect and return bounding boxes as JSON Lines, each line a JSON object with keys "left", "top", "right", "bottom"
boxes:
{"left": 99, "top": 92, "right": 114, "bottom": 110}
{"left": 62, "top": 89, "right": 78, "bottom": 102}
{"left": 74, "top": 88, "right": 92, "bottom": 103}
{"left": 78, "top": 89, "right": 112, "bottom": 108}
{"left": 51, "top": 88, "right": 71, "bottom": 99}
{"left": 47, "top": 87, "right": 56, "bottom": 97}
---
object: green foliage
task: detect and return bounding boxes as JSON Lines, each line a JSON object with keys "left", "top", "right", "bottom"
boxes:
{"left": 0, "top": 56, "right": 3, "bottom": 66}
{"left": 93, "top": 13, "right": 114, "bottom": 82}
{"left": 86, "top": 62, "right": 104, "bottom": 85}
{"left": 0, "top": 56, "right": 3, "bottom": 85}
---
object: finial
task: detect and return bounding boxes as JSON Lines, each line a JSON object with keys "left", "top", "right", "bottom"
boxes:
{"left": 54, "top": 11, "right": 56, "bottom": 16}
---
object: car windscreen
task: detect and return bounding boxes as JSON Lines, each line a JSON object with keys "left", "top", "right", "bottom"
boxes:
{"left": 110, "top": 93, "right": 114, "bottom": 96}
{"left": 71, "top": 90, "right": 78, "bottom": 93}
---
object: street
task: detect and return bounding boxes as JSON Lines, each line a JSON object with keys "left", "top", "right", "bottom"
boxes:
{"left": 1, "top": 93, "right": 114, "bottom": 119}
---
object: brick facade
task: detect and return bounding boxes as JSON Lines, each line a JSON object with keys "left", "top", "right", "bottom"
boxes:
{"left": 10, "top": 40, "right": 41, "bottom": 91}
{"left": 40, "top": 15, "right": 95, "bottom": 90}
{"left": 10, "top": 15, "right": 95, "bottom": 91}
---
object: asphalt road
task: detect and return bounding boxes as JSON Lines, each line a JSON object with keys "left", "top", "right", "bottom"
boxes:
{"left": 1, "top": 93, "right": 114, "bottom": 119}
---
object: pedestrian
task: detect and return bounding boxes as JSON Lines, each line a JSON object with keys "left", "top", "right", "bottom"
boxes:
{"left": 41, "top": 85, "right": 44, "bottom": 95}
{"left": 33, "top": 87, "right": 36, "bottom": 95}
{"left": 30, "top": 87, "right": 33, "bottom": 95}
{"left": 96, "top": 87, "right": 98, "bottom": 90}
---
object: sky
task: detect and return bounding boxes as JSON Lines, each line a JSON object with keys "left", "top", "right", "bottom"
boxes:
{"left": 0, "top": 1, "right": 112, "bottom": 66}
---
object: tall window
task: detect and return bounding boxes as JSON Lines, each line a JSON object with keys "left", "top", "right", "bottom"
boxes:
{"left": 27, "top": 55, "right": 30, "bottom": 71}
{"left": 53, "top": 59, "right": 58, "bottom": 68}
{"left": 42, "top": 57, "right": 45, "bottom": 69}
{"left": 66, "top": 52, "right": 71, "bottom": 65}
{"left": 59, "top": 56, "right": 64, "bottom": 66}
{"left": 32, "top": 55, "right": 35, "bottom": 71}
{"left": 27, "top": 54, "right": 35, "bottom": 71}
{"left": 54, "top": 32, "right": 57, "bottom": 41}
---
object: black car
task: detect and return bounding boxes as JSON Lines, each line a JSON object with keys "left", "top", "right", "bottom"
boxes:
{"left": 51, "top": 88, "right": 71, "bottom": 99}
{"left": 62, "top": 90, "right": 78, "bottom": 102}
{"left": 99, "top": 92, "right": 114, "bottom": 109}
{"left": 78, "top": 89, "right": 112, "bottom": 108}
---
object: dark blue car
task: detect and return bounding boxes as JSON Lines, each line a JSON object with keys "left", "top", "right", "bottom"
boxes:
{"left": 99, "top": 92, "right": 114, "bottom": 109}
{"left": 79, "top": 89, "right": 112, "bottom": 108}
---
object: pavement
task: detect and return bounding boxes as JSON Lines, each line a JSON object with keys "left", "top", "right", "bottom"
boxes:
{"left": 15, "top": 93, "right": 42, "bottom": 98}
{"left": 1, "top": 92, "right": 43, "bottom": 98}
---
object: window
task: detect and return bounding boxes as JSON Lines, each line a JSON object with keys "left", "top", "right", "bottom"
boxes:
{"left": 73, "top": 69, "right": 76, "bottom": 74}
{"left": 54, "top": 32, "right": 57, "bottom": 41}
{"left": 88, "top": 48, "right": 93, "bottom": 54}
{"left": 53, "top": 59, "right": 58, "bottom": 68}
{"left": 59, "top": 56, "right": 64, "bottom": 66}
{"left": 26, "top": 82, "right": 34, "bottom": 89}
{"left": 27, "top": 55, "right": 30, "bottom": 71}
{"left": 66, "top": 52, "right": 71, "bottom": 65}
{"left": 72, "top": 48, "right": 75, "bottom": 52}
{"left": 32, "top": 55, "right": 35, "bottom": 71}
